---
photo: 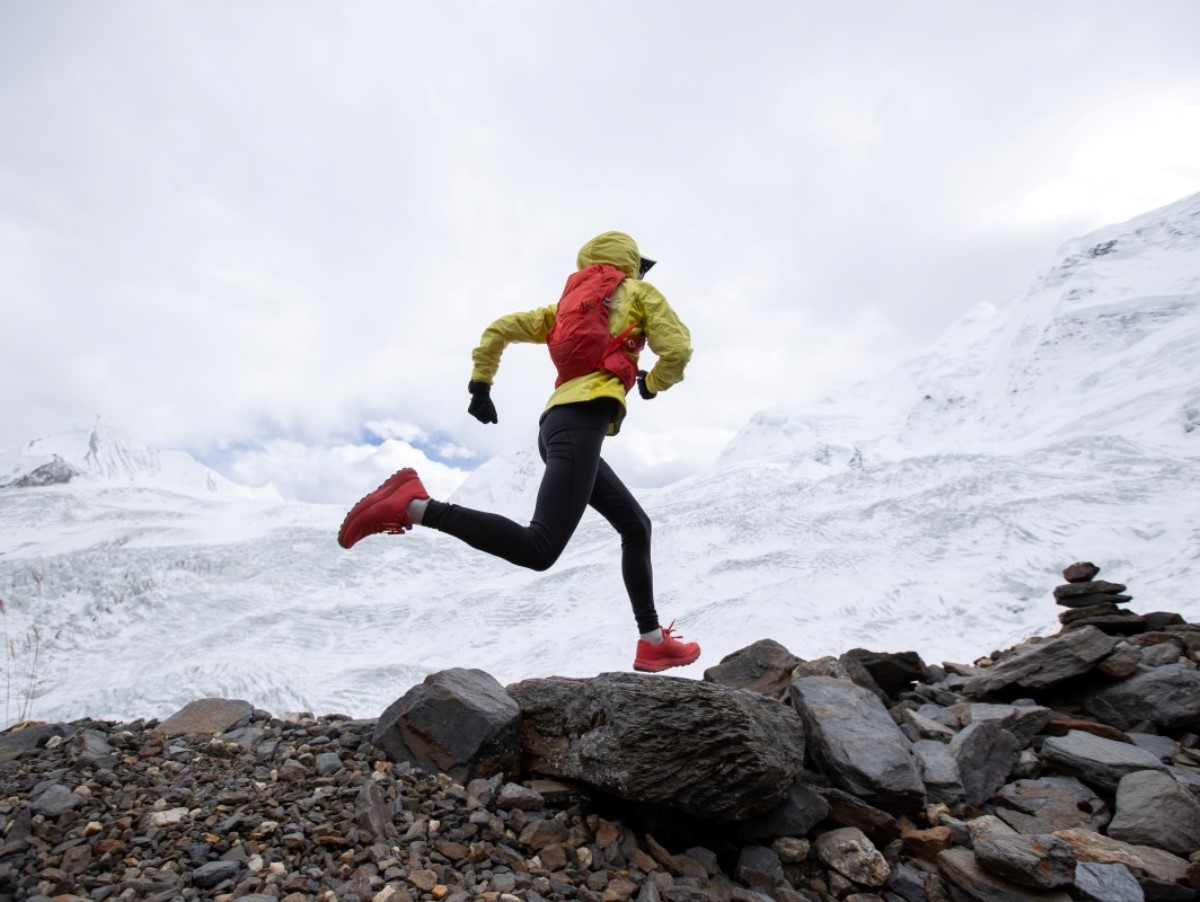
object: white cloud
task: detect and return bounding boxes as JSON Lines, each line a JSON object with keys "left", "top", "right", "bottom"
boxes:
{"left": 224, "top": 438, "right": 471, "bottom": 505}
{"left": 978, "top": 85, "right": 1200, "bottom": 230}
{"left": 363, "top": 420, "right": 425, "bottom": 443}
{"left": 436, "top": 442, "right": 478, "bottom": 461}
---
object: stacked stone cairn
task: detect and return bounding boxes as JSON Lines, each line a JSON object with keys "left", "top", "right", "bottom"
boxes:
{"left": 1055, "top": 561, "right": 1162, "bottom": 637}
{"left": 5, "top": 563, "right": 1200, "bottom": 901}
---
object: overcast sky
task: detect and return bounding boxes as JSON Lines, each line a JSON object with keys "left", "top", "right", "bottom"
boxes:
{"left": 3, "top": 1, "right": 1199, "bottom": 503}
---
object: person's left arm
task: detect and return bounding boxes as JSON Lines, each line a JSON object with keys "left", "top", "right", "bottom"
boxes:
{"left": 470, "top": 304, "right": 557, "bottom": 385}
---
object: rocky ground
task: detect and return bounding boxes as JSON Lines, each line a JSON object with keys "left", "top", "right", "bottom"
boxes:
{"left": 1, "top": 706, "right": 699, "bottom": 902}
{"left": 5, "top": 562, "right": 1200, "bottom": 901}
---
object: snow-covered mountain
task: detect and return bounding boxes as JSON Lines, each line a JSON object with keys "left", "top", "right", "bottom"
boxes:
{"left": 723, "top": 191, "right": 1200, "bottom": 466}
{"left": 2, "top": 193, "right": 1199, "bottom": 726}
{"left": 0, "top": 421, "right": 280, "bottom": 501}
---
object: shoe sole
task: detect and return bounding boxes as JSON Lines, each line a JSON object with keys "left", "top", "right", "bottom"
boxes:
{"left": 337, "top": 468, "right": 427, "bottom": 549}
{"left": 633, "top": 646, "right": 702, "bottom": 673}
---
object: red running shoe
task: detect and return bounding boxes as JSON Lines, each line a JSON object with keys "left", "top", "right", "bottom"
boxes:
{"left": 337, "top": 468, "right": 430, "bottom": 549}
{"left": 633, "top": 620, "right": 701, "bottom": 673}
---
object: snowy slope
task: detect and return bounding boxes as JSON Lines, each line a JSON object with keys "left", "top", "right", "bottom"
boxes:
{"left": 1, "top": 193, "right": 1199, "bottom": 725}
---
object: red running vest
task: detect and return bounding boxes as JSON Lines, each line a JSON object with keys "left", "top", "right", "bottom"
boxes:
{"left": 546, "top": 263, "right": 644, "bottom": 390}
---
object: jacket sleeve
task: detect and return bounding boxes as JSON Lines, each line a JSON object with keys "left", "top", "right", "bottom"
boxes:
{"left": 637, "top": 283, "right": 693, "bottom": 394}
{"left": 470, "top": 305, "right": 557, "bottom": 384}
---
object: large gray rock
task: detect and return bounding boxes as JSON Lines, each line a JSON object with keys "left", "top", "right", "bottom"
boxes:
{"left": 0, "top": 723, "right": 65, "bottom": 763}
{"left": 1093, "top": 641, "right": 1143, "bottom": 678}
{"left": 68, "top": 729, "right": 115, "bottom": 767}
{"left": 912, "top": 739, "right": 965, "bottom": 805}
{"left": 949, "top": 721, "right": 1022, "bottom": 807}
{"left": 374, "top": 668, "right": 521, "bottom": 781}
{"left": 972, "top": 833, "right": 1077, "bottom": 890}
{"left": 790, "top": 676, "right": 924, "bottom": 814}
{"left": 962, "top": 627, "right": 1117, "bottom": 697}
{"left": 815, "top": 786, "right": 902, "bottom": 848}
{"left": 993, "top": 776, "right": 1107, "bottom": 833}
{"left": 792, "top": 656, "right": 887, "bottom": 703}
{"left": 1107, "top": 769, "right": 1200, "bottom": 856}
{"left": 1081, "top": 663, "right": 1200, "bottom": 732}
{"left": 885, "top": 862, "right": 931, "bottom": 902}
{"left": 1040, "top": 731, "right": 1169, "bottom": 793}
{"left": 736, "top": 845, "right": 785, "bottom": 893}
{"left": 949, "top": 702, "right": 1054, "bottom": 746}
{"left": 30, "top": 783, "right": 85, "bottom": 818}
{"left": 735, "top": 779, "right": 830, "bottom": 841}
{"left": 1073, "top": 862, "right": 1145, "bottom": 902}
{"left": 703, "top": 638, "right": 799, "bottom": 698}
{"left": 937, "top": 848, "right": 1072, "bottom": 901}
{"left": 840, "top": 648, "right": 930, "bottom": 697}
{"left": 508, "top": 672, "right": 804, "bottom": 820}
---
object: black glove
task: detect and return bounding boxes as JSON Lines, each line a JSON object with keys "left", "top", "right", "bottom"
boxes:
{"left": 636, "top": 370, "right": 657, "bottom": 400}
{"left": 467, "top": 381, "right": 498, "bottom": 424}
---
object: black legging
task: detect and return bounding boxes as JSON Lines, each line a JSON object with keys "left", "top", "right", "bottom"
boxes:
{"left": 421, "top": 398, "right": 659, "bottom": 633}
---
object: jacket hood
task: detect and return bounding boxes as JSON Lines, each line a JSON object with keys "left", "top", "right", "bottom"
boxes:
{"left": 577, "top": 231, "right": 642, "bottom": 278}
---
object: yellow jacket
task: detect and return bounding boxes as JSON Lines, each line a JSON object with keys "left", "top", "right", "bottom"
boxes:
{"left": 470, "top": 231, "right": 693, "bottom": 434}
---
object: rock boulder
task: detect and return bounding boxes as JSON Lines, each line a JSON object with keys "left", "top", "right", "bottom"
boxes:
{"left": 508, "top": 672, "right": 805, "bottom": 820}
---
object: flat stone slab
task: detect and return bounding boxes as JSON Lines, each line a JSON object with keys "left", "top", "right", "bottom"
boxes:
{"left": 1052, "top": 828, "right": 1189, "bottom": 885}
{"left": 994, "top": 776, "right": 1107, "bottom": 833}
{"left": 1040, "top": 730, "right": 1167, "bottom": 793}
{"left": 156, "top": 698, "right": 253, "bottom": 737}
{"left": 937, "top": 848, "right": 1071, "bottom": 901}
{"left": 1053, "top": 581, "right": 1128, "bottom": 601}
{"left": 963, "top": 627, "right": 1117, "bottom": 698}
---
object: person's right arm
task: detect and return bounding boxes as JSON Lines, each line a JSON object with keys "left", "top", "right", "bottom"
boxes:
{"left": 635, "top": 284, "right": 692, "bottom": 395}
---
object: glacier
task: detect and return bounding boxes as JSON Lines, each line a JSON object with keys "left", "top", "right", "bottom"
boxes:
{"left": 1, "top": 192, "right": 1199, "bottom": 726}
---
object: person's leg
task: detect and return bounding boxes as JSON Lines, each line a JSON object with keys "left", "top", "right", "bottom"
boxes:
{"left": 587, "top": 457, "right": 700, "bottom": 671}
{"left": 420, "top": 401, "right": 610, "bottom": 570}
{"left": 587, "top": 458, "right": 658, "bottom": 634}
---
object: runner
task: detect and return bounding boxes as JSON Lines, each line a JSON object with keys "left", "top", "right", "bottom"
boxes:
{"left": 338, "top": 231, "right": 699, "bottom": 672}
